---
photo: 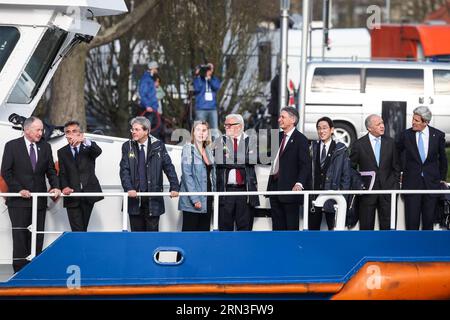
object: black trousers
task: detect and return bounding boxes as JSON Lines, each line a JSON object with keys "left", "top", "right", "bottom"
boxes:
{"left": 129, "top": 202, "right": 160, "bottom": 231}
{"left": 219, "top": 186, "right": 253, "bottom": 231}
{"left": 404, "top": 178, "right": 438, "bottom": 230}
{"left": 308, "top": 207, "right": 335, "bottom": 230}
{"left": 182, "top": 196, "right": 212, "bottom": 231}
{"left": 66, "top": 201, "right": 94, "bottom": 232}
{"left": 358, "top": 194, "right": 392, "bottom": 230}
{"left": 8, "top": 207, "right": 46, "bottom": 273}
{"left": 270, "top": 196, "right": 300, "bottom": 230}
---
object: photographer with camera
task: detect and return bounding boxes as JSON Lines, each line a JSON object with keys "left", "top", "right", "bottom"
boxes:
{"left": 193, "top": 62, "right": 221, "bottom": 130}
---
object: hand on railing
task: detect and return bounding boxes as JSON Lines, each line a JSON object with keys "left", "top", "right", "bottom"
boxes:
{"left": 127, "top": 190, "right": 138, "bottom": 198}
{"left": 49, "top": 188, "right": 61, "bottom": 200}
{"left": 19, "top": 189, "right": 31, "bottom": 198}
{"left": 62, "top": 187, "right": 74, "bottom": 195}
{"left": 170, "top": 191, "right": 179, "bottom": 198}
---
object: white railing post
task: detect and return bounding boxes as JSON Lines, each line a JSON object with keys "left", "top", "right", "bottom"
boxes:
{"left": 390, "top": 191, "right": 397, "bottom": 230}
{"left": 28, "top": 194, "right": 38, "bottom": 261}
{"left": 122, "top": 193, "right": 128, "bottom": 232}
{"left": 303, "top": 192, "right": 309, "bottom": 230}
{"left": 213, "top": 193, "right": 219, "bottom": 231}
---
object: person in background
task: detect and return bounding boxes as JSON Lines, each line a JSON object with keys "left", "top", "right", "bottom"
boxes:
{"left": 309, "top": 117, "right": 351, "bottom": 230}
{"left": 178, "top": 121, "right": 215, "bottom": 231}
{"left": 194, "top": 62, "right": 221, "bottom": 130}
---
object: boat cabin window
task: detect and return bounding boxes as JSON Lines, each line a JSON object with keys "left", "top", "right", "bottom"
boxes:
{"left": 7, "top": 27, "right": 67, "bottom": 104}
{"left": 0, "top": 26, "right": 20, "bottom": 74}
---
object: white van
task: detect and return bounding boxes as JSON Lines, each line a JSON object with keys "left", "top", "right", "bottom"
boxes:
{"left": 303, "top": 61, "right": 450, "bottom": 146}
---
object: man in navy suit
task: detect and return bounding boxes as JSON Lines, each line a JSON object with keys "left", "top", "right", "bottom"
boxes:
{"left": 1, "top": 117, "right": 61, "bottom": 272}
{"left": 267, "top": 107, "right": 311, "bottom": 230}
{"left": 397, "top": 106, "right": 448, "bottom": 230}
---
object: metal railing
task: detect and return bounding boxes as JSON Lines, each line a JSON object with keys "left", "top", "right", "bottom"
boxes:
{"left": 1, "top": 189, "right": 450, "bottom": 263}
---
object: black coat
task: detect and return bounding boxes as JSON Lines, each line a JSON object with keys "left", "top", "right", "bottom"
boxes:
{"left": 397, "top": 126, "right": 447, "bottom": 190}
{"left": 214, "top": 135, "right": 260, "bottom": 207}
{"left": 119, "top": 137, "right": 179, "bottom": 216}
{"left": 350, "top": 134, "right": 400, "bottom": 191}
{"left": 1, "top": 137, "right": 59, "bottom": 209}
{"left": 267, "top": 129, "right": 311, "bottom": 203}
{"left": 311, "top": 140, "right": 351, "bottom": 212}
{"left": 57, "top": 141, "right": 103, "bottom": 207}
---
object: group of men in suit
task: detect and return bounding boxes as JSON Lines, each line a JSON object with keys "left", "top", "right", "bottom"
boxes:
{"left": 1, "top": 117, "right": 103, "bottom": 272}
{"left": 350, "top": 106, "right": 447, "bottom": 231}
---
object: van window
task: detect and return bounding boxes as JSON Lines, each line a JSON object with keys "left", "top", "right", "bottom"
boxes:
{"left": 7, "top": 27, "right": 67, "bottom": 104}
{"left": 311, "top": 68, "right": 361, "bottom": 93}
{"left": 433, "top": 70, "right": 450, "bottom": 95}
{"left": 0, "top": 26, "right": 20, "bottom": 74}
{"left": 365, "top": 68, "right": 423, "bottom": 94}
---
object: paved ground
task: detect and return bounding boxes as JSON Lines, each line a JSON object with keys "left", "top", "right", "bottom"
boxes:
{"left": 0, "top": 264, "right": 13, "bottom": 282}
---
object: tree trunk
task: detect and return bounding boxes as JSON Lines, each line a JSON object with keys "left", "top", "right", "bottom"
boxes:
{"left": 49, "top": 44, "right": 88, "bottom": 129}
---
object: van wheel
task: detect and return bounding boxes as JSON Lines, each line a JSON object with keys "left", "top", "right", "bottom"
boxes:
{"left": 334, "top": 123, "right": 356, "bottom": 147}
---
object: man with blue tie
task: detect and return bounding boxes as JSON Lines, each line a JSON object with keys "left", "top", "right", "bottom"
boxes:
{"left": 1, "top": 117, "right": 61, "bottom": 272}
{"left": 350, "top": 114, "right": 400, "bottom": 230}
{"left": 398, "top": 106, "right": 448, "bottom": 230}
{"left": 119, "top": 117, "right": 179, "bottom": 231}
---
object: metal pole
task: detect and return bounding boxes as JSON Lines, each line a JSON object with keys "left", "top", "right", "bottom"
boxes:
{"left": 390, "top": 192, "right": 396, "bottom": 230}
{"left": 213, "top": 193, "right": 219, "bottom": 231}
{"left": 298, "top": 0, "right": 310, "bottom": 133}
{"left": 303, "top": 192, "right": 309, "bottom": 230}
{"left": 386, "top": 0, "right": 391, "bottom": 23}
{"left": 122, "top": 194, "right": 128, "bottom": 231}
{"left": 279, "top": 0, "right": 290, "bottom": 114}
{"left": 28, "top": 195, "right": 38, "bottom": 261}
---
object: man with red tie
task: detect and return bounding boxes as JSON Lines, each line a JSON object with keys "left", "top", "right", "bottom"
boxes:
{"left": 267, "top": 107, "right": 311, "bottom": 230}
{"left": 1, "top": 117, "right": 61, "bottom": 272}
{"left": 215, "top": 114, "right": 259, "bottom": 231}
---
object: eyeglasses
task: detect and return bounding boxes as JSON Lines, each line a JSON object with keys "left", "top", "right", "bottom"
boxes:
{"left": 64, "top": 129, "right": 80, "bottom": 135}
{"left": 224, "top": 123, "right": 240, "bottom": 128}
{"left": 130, "top": 128, "right": 146, "bottom": 133}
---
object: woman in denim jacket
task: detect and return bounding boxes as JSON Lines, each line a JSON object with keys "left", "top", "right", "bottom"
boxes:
{"left": 178, "top": 121, "right": 216, "bottom": 231}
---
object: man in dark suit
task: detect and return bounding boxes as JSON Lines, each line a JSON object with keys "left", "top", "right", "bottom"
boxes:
{"left": 214, "top": 114, "right": 259, "bottom": 231}
{"left": 397, "top": 106, "right": 448, "bottom": 230}
{"left": 267, "top": 106, "right": 311, "bottom": 230}
{"left": 350, "top": 114, "right": 400, "bottom": 230}
{"left": 119, "top": 116, "right": 179, "bottom": 231}
{"left": 1, "top": 117, "right": 61, "bottom": 272}
{"left": 58, "top": 121, "right": 103, "bottom": 232}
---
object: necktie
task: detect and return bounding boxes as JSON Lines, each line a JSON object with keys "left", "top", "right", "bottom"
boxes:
{"left": 273, "top": 134, "right": 287, "bottom": 179}
{"left": 73, "top": 147, "right": 79, "bottom": 160}
{"left": 374, "top": 138, "right": 381, "bottom": 166}
{"left": 418, "top": 131, "right": 426, "bottom": 163}
{"left": 138, "top": 144, "right": 147, "bottom": 192}
{"left": 29, "top": 143, "right": 37, "bottom": 171}
{"left": 234, "top": 138, "right": 244, "bottom": 185}
{"left": 320, "top": 143, "right": 327, "bottom": 167}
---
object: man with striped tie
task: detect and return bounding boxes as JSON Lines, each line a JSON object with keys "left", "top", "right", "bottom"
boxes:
{"left": 398, "top": 106, "right": 448, "bottom": 230}
{"left": 350, "top": 114, "right": 400, "bottom": 230}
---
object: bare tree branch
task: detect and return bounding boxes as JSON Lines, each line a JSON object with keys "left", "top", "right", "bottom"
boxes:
{"left": 88, "top": 0, "right": 159, "bottom": 49}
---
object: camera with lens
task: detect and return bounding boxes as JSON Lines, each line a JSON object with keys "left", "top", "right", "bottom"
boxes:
{"left": 196, "top": 64, "right": 211, "bottom": 78}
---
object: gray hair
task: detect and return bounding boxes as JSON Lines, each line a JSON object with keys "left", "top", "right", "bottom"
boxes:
{"left": 280, "top": 106, "right": 299, "bottom": 126}
{"left": 130, "top": 116, "right": 151, "bottom": 131}
{"left": 23, "top": 116, "right": 42, "bottom": 130}
{"left": 413, "top": 106, "right": 432, "bottom": 123}
{"left": 225, "top": 114, "right": 244, "bottom": 127}
{"left": 364, "top": 114, "right": 380, "bottom": 130}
